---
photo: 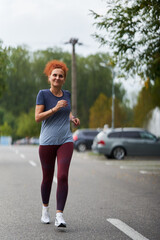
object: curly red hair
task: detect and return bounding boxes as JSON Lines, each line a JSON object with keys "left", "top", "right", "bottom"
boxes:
{"left": 44, "top": 60, "right": 68, "bottom": 78}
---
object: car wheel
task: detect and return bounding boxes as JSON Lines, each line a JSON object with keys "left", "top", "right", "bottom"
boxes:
{"left": 112, "top": 147, "right": 125, "bottom": 160}
{"left": 77, "top": 143, "right": 87, "bottom": 152}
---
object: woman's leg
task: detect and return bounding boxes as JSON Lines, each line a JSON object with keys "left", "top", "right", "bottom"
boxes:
{"left": 56, "top": 142, "right": 73, "bottom": 212}
{"left": 39, "top": 145, "right": 58, "bottom": 205}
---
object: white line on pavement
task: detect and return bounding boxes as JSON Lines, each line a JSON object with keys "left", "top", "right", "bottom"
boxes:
{"left": 105, "top": 162, "right": 114, "bottom": 165}
{"left": 10, "top": 147, "right": 19, "bottom": 154}
{"left": 140, "top": 170, "right": 160, "bottom": 175}
{"left": 120, "top": 166, "right": 160, "bottom": 170}
{"left": 107, "top": 218, "right": 150, "bottom": 240}
{"left": 15, "top": 150, "right": 19, "bottom": 154}
{"left": 20, "top": 154, "right": 25, "bottom": 159}
{"left": 53, "top": 176, "right": 57, "bottom": 184}
{"left": 29, "top": 160, "right": 37, "bottom": 167}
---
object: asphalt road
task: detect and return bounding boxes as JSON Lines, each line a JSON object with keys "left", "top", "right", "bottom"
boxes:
{"left": 0, "top": 145, "right": 160, "bottom": 240}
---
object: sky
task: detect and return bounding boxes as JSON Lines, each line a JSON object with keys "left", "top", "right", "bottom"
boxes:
{"left": 0, "top": 0, "right": 143, "bottom": 103}
{"left": 0, "top": 0, "right": 108, "bottom": 55}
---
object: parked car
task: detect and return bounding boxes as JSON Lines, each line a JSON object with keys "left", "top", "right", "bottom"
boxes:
{"left": 14, "top": 137, "right": 30, "bottom": 145}
{"left": 92, "top": 127, "right": 160, "bottom": 159}
{"left": 73, "top": 129, "right": 101, "bottom": 152}
{"left": 14, "top": 137, "right": 39, "bottom": 145}
{"left": 29, "top": 137, "right": 39, "bottom": 145}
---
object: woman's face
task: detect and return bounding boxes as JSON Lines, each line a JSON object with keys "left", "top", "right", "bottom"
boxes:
{"left": 48, "top": 68, "right": 66, "bottom": 88}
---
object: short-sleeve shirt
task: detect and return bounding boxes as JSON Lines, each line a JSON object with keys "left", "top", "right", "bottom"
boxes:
{"left": 36, "top": 89, "right": 73, "bottom": 145}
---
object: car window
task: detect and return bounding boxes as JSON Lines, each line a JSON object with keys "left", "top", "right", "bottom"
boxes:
{"left": 139, "top": 131, "right": 157, "bottom": 140}
{"left": 121, "top": 131, "right": 141, "bottom": 138}
{"left": 108, "top": 132, "right": 121, "bottom": 138}
{"left": 89, "top": 131, "right": 99, "bottom": 136}
{"left": 83, "top": 131, "right": 98, "bottom": 136}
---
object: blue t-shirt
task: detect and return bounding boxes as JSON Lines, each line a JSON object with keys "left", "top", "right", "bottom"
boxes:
{"left": 36, "top": 89, "right": 73, "bottom": 145}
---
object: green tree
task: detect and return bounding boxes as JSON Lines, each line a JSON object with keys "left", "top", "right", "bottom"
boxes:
{"left": 0, "top": 45, "right": 128, "bottom": 137}
{"left": 0, "top": 107, "right": 17, "bottom": 139}
{"left": 91, "top": 0, "right": 160, "bottom": 106}
{"left": 0, "top": 41, "right": 8, "bottom": 97}
{"left": 89, "top": 93, "right": 111, "bottom": 128}
{"left": 89, "top": 93, "right": 129, "bottom": 128}
{"left": 76, "top": 53, "right": 125, "bottom": 127}
{"left": 133, "top": 87, "right": 154, "bottom": 127}
{"left": 16, "top": 108, "right": 41, "bottom": 138}
{"left": 0, "top": 46, "right": 36, "bottom": 115}
{"left": 0, "top": 122, "right": 12, "bottom": 136}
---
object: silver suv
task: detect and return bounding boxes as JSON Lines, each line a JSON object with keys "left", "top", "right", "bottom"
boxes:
{"left": 92, "top": 128, "right": 160, "bottom": 159}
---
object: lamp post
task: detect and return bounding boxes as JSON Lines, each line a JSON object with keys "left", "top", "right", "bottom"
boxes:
{"left": 111, "top": 68, "right": 115, "bottom": 129}
{"left": 65, "top": 38, "right": 82, "bottom": 118}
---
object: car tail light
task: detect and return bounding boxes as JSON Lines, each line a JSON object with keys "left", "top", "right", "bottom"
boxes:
{"left": 73, "top": 135, "right": 78, "bottom": 141}
{"left": 98, "top": 140, "right": 105, "bottom": 145}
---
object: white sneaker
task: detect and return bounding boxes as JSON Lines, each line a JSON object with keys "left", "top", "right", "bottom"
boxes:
{"left": 55, "top": 212, "right": 66, "bottom": 228}
{"left": 41, "top": 206, "right": 50, "bottom": 224}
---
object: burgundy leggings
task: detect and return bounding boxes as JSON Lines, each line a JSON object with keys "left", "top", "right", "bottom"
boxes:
{"left": 39, "top": 142, "right": 73, "bottom": 211}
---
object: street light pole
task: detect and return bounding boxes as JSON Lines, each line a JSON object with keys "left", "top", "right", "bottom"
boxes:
{"left": 111, "top": 69, "right": 115, "bottom": 129}
{"left": 71, "top": 38, "right": 77, "bottom": 117}
{"left": 65, "top": 38, "right": 82, "bottom": 118}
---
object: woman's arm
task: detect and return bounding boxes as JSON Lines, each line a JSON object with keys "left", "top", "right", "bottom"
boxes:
{"left": 35, "top": 105, "right": 57, "bottom": 122}
{"left": 35, "top": 100, "right": 68, "bottom": 122}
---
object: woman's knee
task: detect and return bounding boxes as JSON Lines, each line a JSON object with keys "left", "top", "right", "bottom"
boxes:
{"left": 57, "top": 173, "right": 68, "bottom": 184}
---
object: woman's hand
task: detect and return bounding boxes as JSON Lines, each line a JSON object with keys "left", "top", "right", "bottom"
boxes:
{"left": 55, "top": 100, "right": 68, "bottom": 111}
{"left": 71, "top": 117, "right": 80, "bottom": 126}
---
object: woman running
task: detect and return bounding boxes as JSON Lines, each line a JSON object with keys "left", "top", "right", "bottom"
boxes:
{"left": 35, "top": 60, "right": 80, "bottom": 228}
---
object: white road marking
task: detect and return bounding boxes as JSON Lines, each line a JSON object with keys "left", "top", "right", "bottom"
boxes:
{"left": 120, "top": 166, "right": 160, "bottom": 170}
{"left": 140, "top": 170, "right": 160, "bottom": 175}
{"left": 29, "top": 160, "right": 37, "bottom": 167}
{"left": 107, "top": 218, "right": 150, "bottom": 240}
{"left": 20, "top": 154, "right": 25, "bottom": 159}
{"left": 9, "top": 147, "right": 19, "bottom": 154}
{"left": 105, "top": 162, "right": 114, "bottom": 165}
{"left": 53, "top": 176, "right": 57, "bottom": 184}
{"left": 15, "top": 150, "right": 19, "bottom": 154}
{"left": 9, "top": 147, "right": 38, "bottom": 168}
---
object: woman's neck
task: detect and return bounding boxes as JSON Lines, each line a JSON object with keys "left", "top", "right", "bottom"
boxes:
{"left": 50, "top": 87, "right": 63, "bottom": 97}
